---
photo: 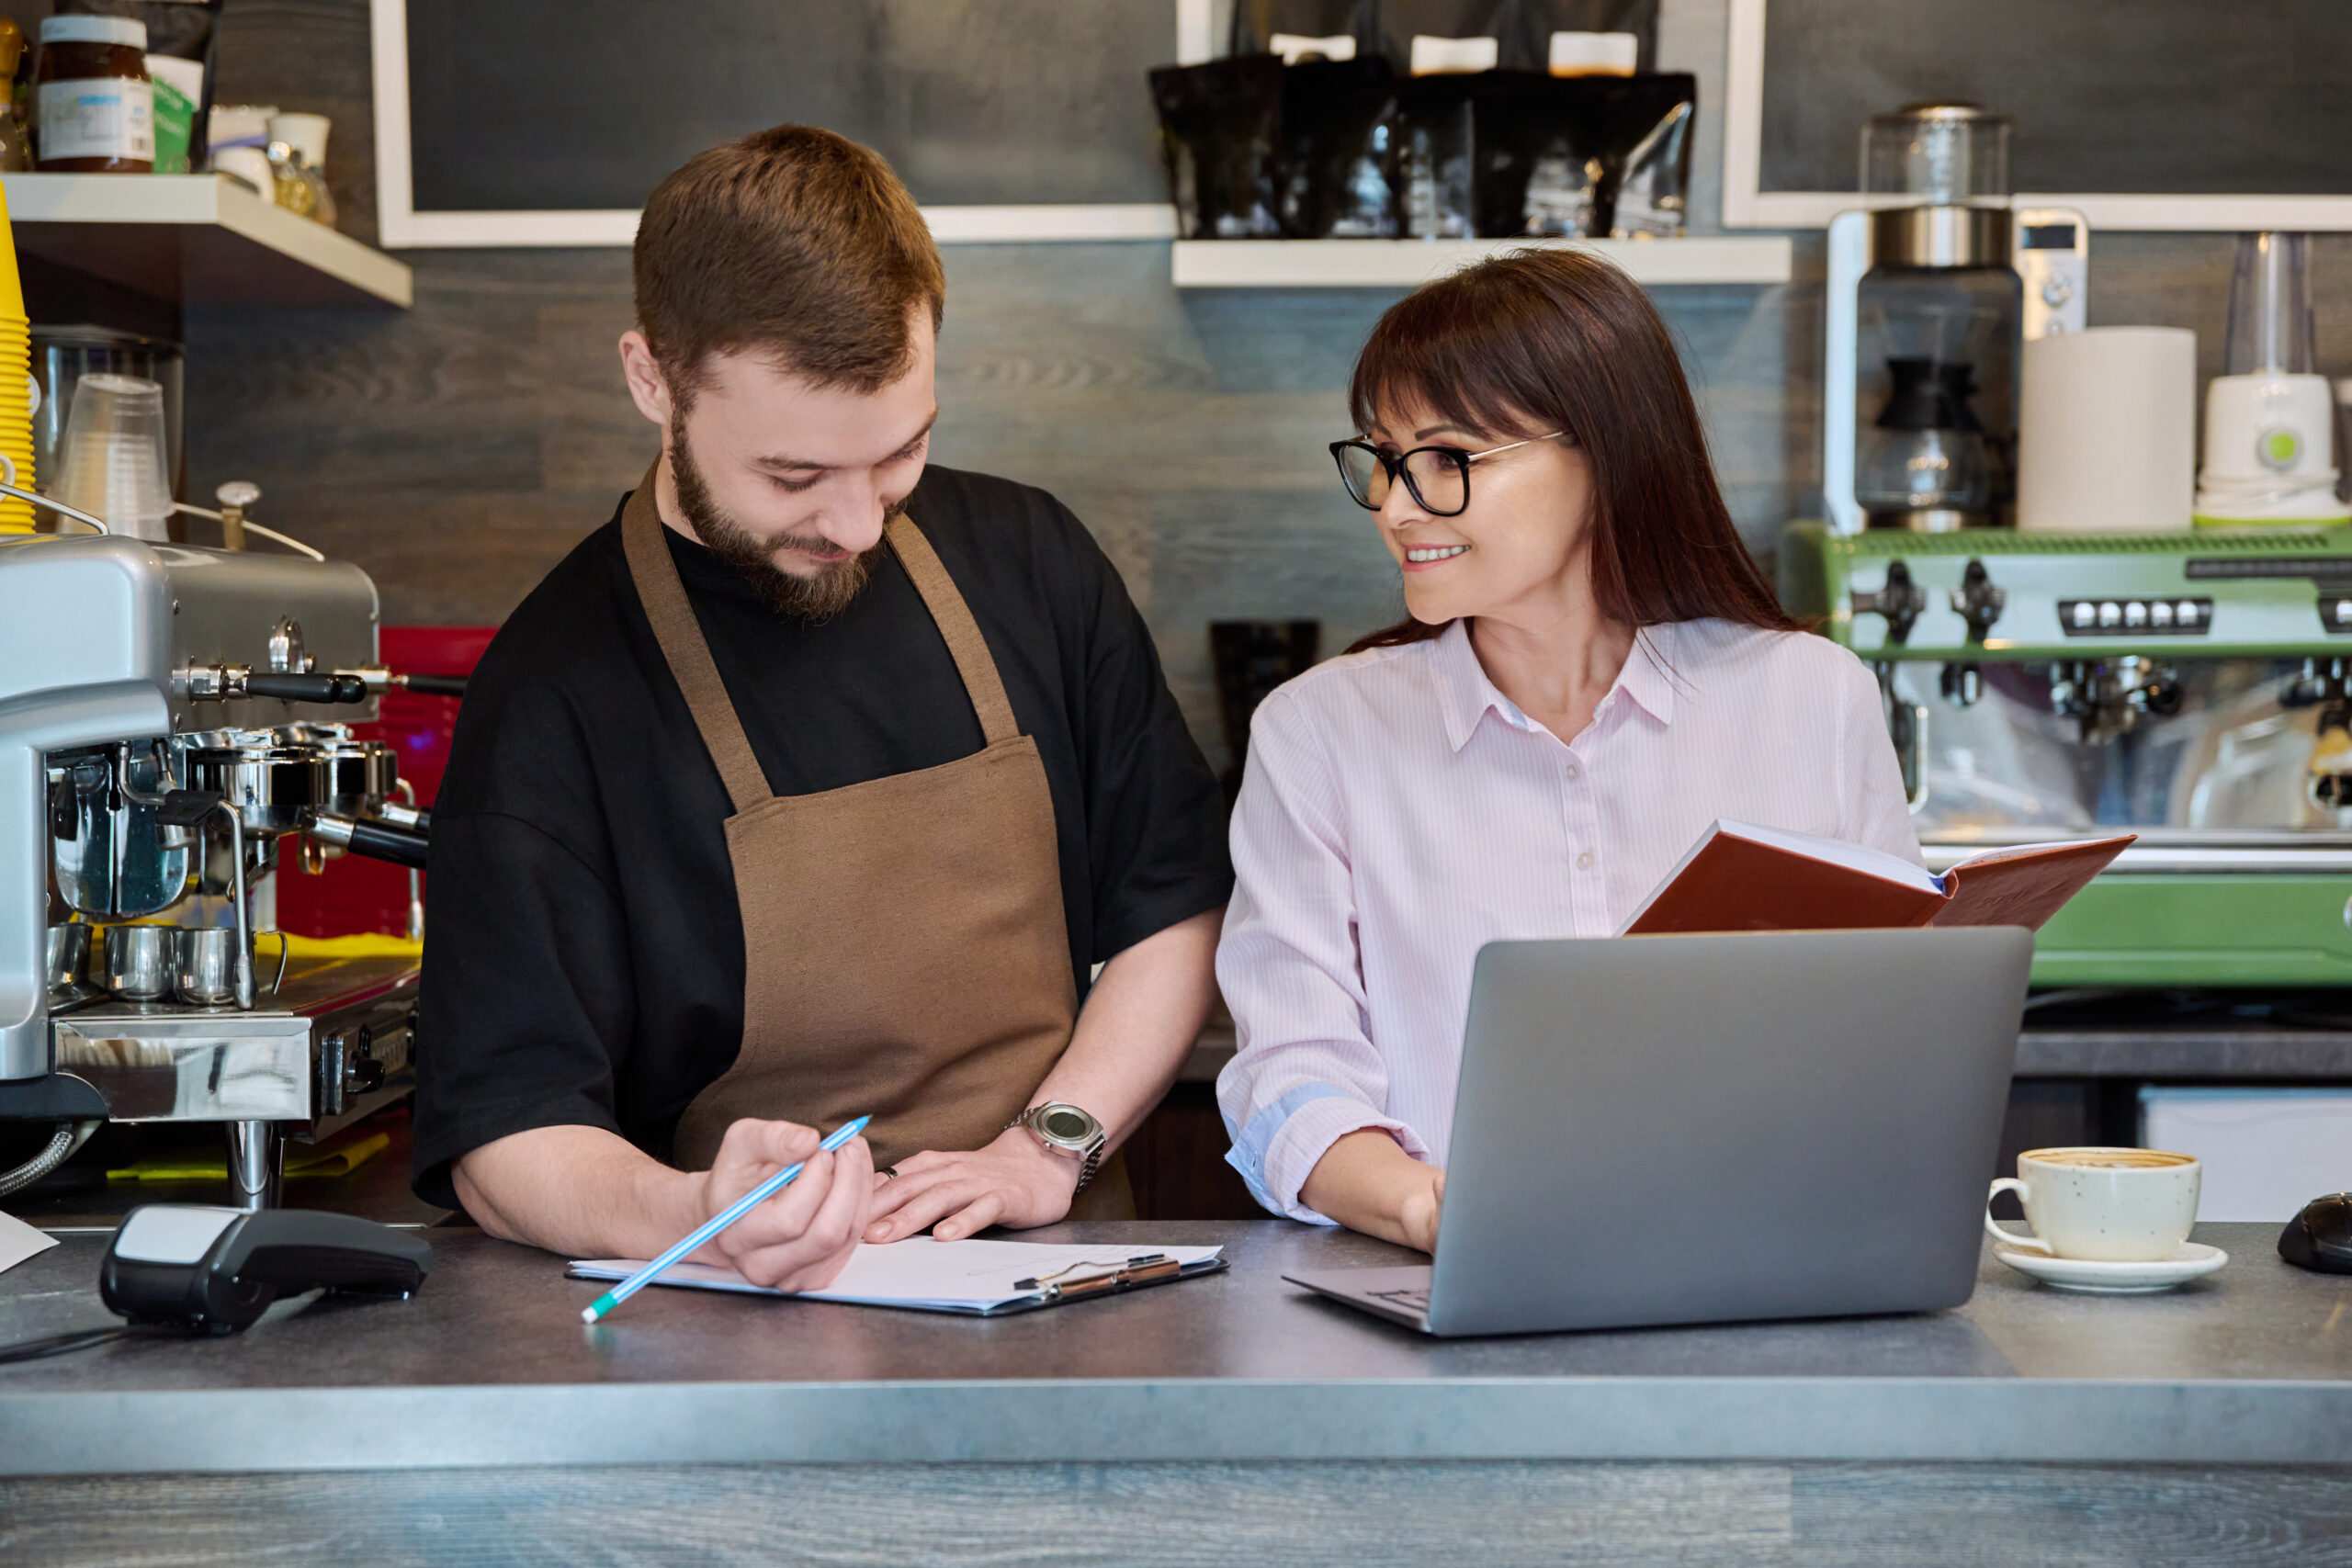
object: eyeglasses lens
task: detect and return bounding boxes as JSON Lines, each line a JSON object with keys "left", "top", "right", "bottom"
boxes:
{"left": 1337, "top": 446, "right": 1468, "bottom": 515}
{"left": 1402, "top": 449, "right": 1467, "bottom": 514}
{"left": 1336, "top": 444, "right": 1385, "bottom": 509}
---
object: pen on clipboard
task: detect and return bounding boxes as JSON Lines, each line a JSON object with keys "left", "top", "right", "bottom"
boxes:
{"left": 580, "top": 1114, "right": 870, "bottom": 1325}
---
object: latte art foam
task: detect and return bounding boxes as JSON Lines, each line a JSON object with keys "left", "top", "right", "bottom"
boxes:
{"left": 2028, "top": 1148, "right": 2194, "bottom": 1170}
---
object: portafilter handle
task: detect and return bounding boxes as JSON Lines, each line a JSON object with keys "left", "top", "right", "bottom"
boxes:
{"left": 308, "top": 812, "right": 429, "bottom": 870}
{"left": 335, "top": 669, "right": 469, "bottom": 699}
{"left": 243, "top": 672, "right": 368, "bottom": 705}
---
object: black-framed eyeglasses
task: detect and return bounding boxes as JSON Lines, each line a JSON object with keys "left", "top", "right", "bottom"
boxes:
{"left": 1328, "top": 433, "right": 1566, "bottom": 517}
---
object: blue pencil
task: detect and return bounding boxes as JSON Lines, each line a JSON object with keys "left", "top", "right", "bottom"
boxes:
{"left": 580, "top": 1115, "right": 871, "bottom": 1324}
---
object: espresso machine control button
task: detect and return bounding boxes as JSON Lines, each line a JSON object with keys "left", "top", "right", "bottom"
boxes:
{"left": 1851, "top": 559, "right": 1928, "bottom": 646}
{"left": 1950, "top": 559, "right": 2006, "bottom": 644}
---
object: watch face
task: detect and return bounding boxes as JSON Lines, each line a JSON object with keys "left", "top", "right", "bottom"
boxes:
{"left": 1043, "top": 1108, "right": 1091, "bottom": 1142}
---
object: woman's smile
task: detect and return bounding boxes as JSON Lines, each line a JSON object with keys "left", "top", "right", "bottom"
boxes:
{"left": 1403, "top": 544, "right": 1470, "bottom": 569}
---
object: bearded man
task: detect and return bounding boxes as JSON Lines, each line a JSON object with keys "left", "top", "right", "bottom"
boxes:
{"left": 411, "top": 126, "right": 1230, "bottom": 1290}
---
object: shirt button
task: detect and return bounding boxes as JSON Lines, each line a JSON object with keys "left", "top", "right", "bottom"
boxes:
{"left": 1576, "top": 850, "right": 1594, "bottom": 871}
{"left": 1565, "top": 762, "right": 1581, "bottom": 781}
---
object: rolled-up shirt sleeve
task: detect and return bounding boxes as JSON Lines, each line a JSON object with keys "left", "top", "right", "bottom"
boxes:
{"left": 1215, "top": 690, "right": 1430, "bottom": 1224}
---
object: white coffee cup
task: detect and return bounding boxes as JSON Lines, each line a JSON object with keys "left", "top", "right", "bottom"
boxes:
{"left": 1984, "top": 1146, "right": 2202, "bottom": 1263}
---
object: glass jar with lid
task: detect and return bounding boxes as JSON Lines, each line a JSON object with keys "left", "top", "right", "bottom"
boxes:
{"left": 35, "top": 16, "right": 153, "bottom": 174}
{"left": 1861, "top": 103, "right": 2009, "bottom": 209}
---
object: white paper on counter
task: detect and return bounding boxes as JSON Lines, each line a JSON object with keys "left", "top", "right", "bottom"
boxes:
{"left": 0, "top": 1209, "right": 60, "bottom": 1277}
{"left": 571, "top": 1236, "right": 1224, "bottom": 1313}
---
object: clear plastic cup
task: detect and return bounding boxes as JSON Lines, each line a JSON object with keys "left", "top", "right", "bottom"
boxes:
{"left": 52, "top": 372, "right": 173, "bottom": 539}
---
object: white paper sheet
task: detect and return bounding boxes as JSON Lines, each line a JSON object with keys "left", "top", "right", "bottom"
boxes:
{"left": 0, "top": 1209, "right": 60, "bottom": 1278}
{"left": 572, "top": 1236, "right": 1224, "bottom": 1313}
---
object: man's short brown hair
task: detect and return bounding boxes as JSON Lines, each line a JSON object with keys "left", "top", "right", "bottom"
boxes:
{"left": 634, "top": 125, "right": 945, "bottom": 402}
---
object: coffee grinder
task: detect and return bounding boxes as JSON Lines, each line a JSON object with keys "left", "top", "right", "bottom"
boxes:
{"left": 1824, "top": 104, "right": 2089, "bottom": 534}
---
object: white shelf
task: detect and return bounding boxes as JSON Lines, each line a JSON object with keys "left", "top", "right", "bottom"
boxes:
{"left": 1171, "top": 235, "right": 1793, "bottom": 288}
{"left": 0, "top": 173, "right": 412, "bottom": 308}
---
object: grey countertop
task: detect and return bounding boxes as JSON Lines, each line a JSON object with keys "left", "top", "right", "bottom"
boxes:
{"left": 2, "top": 1219, "right": 2346, "bottom": 1473}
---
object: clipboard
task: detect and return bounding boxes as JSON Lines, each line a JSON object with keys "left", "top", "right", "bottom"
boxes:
{"left": 566, "top": 1240, "right": 1228, "bottom": 1317}
{"left": 991, "top": 1250, "right": 1229, "bottom": 1315}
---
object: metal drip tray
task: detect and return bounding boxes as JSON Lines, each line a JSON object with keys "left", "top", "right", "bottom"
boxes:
{"left": 51, "top": 954, "right": 417, "bottom": 1132}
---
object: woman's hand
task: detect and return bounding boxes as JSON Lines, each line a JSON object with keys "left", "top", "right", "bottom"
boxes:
{"left": 863, "top": 1126, "right": 1080, "bottom": 1244}
{"left": 692, "top": 1118, "right": 875, "bottom": 1291}
{"left": 1300, "top": 1128, "right": 1447, "bottom": 1254}
{"left": 1396, "top": 1166, "right": 1446, "bottom": 1255}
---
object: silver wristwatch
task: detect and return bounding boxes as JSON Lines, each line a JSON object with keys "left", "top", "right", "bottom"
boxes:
{"left": 1012, "top": 1101, "right": 1106, "bottom": 1192}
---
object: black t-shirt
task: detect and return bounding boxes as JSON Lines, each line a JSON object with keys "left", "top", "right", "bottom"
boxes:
{"left": 410, "top": 465, "right": 1232, "bottom": 1208}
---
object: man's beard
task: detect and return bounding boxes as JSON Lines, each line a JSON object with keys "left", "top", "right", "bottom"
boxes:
{"left": 670, "top": 431, "right": 885, "bottom": 623}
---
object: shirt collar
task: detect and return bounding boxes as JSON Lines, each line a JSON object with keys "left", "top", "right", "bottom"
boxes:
{"left": 1429, "top": 618, "right": 1677, "bottom": 753}
{"left": 1617, "top": 622, "right": 1679, "bottom": 728}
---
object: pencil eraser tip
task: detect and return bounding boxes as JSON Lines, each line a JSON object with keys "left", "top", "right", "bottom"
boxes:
{"left": 580, "top": 1305, "right": 599, "bottom": 1324}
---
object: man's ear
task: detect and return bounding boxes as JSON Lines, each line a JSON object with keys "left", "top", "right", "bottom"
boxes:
{"left": 618, "top": 331, "right": 675, "bottom": 429}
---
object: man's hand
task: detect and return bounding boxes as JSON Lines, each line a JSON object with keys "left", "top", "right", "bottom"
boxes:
{"left": 863, "top": 1125, "right": 1080, "bottom": 1244}
{"left": 691, "top": 1118, "right": 875, "bottom": 1291}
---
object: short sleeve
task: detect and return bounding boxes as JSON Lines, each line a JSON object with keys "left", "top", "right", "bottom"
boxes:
{"left": 411, "top": 813, "right": 637, "bottom": 1209}
{"left": 410, "top": 638, "right": 641, "bottom": 1211}
{"left": 1062, "top": 508, "right": 1234, "bottom": 959}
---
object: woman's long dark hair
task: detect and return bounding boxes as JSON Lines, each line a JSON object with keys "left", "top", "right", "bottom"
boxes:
{"left": 1345, "top": 247, "right": 1797, "bottom": 653}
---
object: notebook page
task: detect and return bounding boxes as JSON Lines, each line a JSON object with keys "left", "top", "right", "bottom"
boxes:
{"left": 1716, "top": 819, "right": 1944, "bottom": 895}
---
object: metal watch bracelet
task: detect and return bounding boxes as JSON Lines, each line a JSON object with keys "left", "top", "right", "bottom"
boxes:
{"left": 1011, "top": 1103, "right": 1104, "bottom": 1193}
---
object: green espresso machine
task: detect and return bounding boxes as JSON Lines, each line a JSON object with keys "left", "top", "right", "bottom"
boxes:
{"left": 1781, "top": 525, "right": 2352, "bottom": 987}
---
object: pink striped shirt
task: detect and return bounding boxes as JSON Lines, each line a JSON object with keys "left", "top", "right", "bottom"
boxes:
{"left": 1215, "top": 616, "right": 1922, "bottom": 1223}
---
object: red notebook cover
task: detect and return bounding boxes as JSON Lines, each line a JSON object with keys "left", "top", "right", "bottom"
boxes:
{"left": 1930, "top": 838, "right": 2136, "bottom": 930}
{"left": 1622, "top": 822, "right": 2134, "bottom": 937}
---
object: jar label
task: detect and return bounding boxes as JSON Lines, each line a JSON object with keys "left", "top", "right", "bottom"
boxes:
{"left": 38, "top": 77, "right": 154, "bottom": 164}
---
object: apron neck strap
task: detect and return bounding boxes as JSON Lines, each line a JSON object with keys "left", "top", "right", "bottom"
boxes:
{"left": 620, "top": 460, "right": 1024, "bottom": 815}
{"left": 885, "top": 513, "right": 1018, "bottom": 748}
{"left": 621, "top": 462, "right": 773, "bottom": 814}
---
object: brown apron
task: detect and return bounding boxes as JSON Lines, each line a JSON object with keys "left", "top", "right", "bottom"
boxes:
{"left": 620, "top": 468, "right": 1133, "bottom": 1218}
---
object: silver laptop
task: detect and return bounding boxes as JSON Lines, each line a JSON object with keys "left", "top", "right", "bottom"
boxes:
{"left": 1283, "top": 927, "right": 2033, "bottom": 1337}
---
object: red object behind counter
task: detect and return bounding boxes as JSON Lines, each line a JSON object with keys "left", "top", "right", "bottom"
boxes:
{"left": 274, "top": 626, "right": 496, "bottom": 939}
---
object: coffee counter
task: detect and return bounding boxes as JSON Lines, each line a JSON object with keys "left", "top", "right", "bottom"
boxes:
{"left": 2, "top": 1220, "right": 2347, "bottom": 1563}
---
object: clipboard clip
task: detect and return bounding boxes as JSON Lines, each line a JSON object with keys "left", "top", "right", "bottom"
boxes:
{"left": 1013, "top": 1253, "right": 1182, "bottom": 1303}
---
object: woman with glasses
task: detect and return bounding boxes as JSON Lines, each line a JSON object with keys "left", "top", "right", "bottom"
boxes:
{"left": 1216, "top": 249, "right": 1921, "bottom": 1252}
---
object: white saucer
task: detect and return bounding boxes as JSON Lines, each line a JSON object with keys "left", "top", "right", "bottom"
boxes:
{"left": 1993, "top": 1241, "right": 2228, "bottom": 1294}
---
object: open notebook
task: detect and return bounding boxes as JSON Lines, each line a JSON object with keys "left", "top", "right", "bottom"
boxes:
{"left": 570, "top": 1236, "right": 1227, "bottom": 1317}
{"left": 1619, "top": 819, "right": 2134, "bottom": 936}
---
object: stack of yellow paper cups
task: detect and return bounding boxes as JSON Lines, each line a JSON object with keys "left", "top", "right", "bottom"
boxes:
{"left": 0, "top": 178, "right": 32, "bottom": 533}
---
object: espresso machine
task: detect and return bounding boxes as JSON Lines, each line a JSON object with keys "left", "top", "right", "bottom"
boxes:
{"left": 1788, "top": 104, "right": 2352, "bottom": 992}
{"left": 1824, "top": 105, "right": 2089, "bottom": 534}
{"left": 0, "top": 510, "right": 434, "bottom": 1210}
{"left": 1781, "top": 524, "right": 2352, "bottom": 987}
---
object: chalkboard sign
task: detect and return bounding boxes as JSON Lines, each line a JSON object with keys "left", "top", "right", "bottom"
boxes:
{"left": 1722, "top": 0, "right": 2352, "bottom": 230}
{"left": 375, "top": 0, "right": 1182, "bottom": 244}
